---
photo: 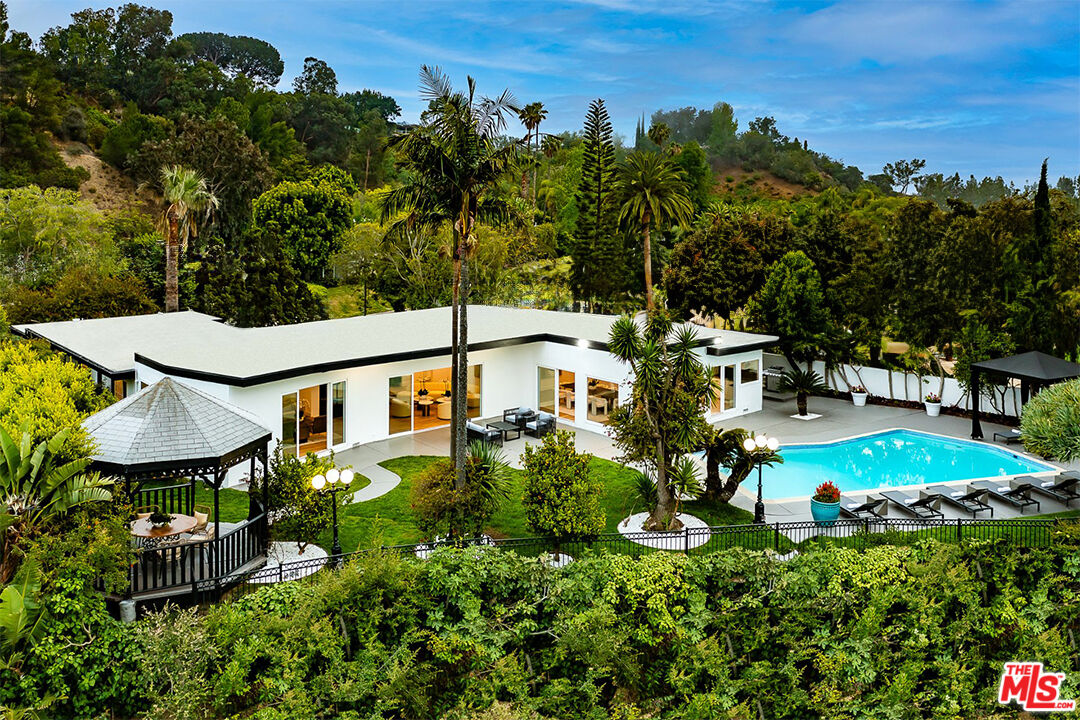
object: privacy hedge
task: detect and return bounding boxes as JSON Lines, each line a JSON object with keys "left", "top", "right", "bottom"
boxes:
{"left": 6, "top": 527, "right": 1080, "bottom": 719}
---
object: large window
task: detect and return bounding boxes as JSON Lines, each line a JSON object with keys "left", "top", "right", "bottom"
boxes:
{"left": 282, "top": 382, "right": 345, "bottom": 455}
{"left": 388, "top": 365, "right": 482, "bottom": 435}
{"left": 741, "top": 359, "right": 759, "bottom": 384}
{"left": 558, "top": 370, "right": 575, "bottom": 420}
{"left": 586, "top": 378, "right": 619, "bottom": 424}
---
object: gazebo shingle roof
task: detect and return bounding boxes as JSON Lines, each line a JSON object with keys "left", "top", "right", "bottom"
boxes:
{"left": 83, "top": 377, "right": 271, "bottom": 473}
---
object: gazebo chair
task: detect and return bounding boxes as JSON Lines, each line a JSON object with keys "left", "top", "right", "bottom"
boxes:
{"left": 192, "top": 504, "right": 212, "bottom": 532}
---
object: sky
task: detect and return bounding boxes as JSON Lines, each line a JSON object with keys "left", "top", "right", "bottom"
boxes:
{"left": 11, "top": 0, "right": 1080, "bottom": 185}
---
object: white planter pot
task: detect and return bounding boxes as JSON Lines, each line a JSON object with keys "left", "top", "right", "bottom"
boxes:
{"left": 851, "top": 392, "right": 868, "bottom": 407}
{"left": 925, "top": 402, "right": 941, "bottom": 417}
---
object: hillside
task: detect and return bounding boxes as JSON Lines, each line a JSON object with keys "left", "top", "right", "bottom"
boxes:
{"left": 55, "top": 140, "right": 158, "bottom": 217}
{"left": 713, "top": 164, "right": 814, "bottom": 201}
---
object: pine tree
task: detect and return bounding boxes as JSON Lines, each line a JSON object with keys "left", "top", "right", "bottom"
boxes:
{"left": 571, "top": 99, "right": 625, "bottom": 308}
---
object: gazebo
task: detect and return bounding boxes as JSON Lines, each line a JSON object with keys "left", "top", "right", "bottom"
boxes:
{"left": 83, "top": 377, "right": 273, "bottom": 597}
{"left": 970, "top": 351, "right": 1080, "bottom": 439}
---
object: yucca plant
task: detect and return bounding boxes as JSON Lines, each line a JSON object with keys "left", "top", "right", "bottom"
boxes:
{"left": 779, "top": 367, "right": 828, "bottom": 417}
{"left": 668, "top": 455, "right": 702, "bottom": 517}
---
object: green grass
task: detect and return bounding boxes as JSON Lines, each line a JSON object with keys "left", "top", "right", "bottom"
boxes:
{"left": 317, "top": 455, "right": 754, "bottom": 553}
{"left": 322, "top": 284, "right": 391, "bottom": 319}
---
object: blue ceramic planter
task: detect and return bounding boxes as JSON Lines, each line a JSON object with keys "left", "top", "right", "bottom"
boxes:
{"left": 810, "top": 498, "right": 840, "bottom": 527}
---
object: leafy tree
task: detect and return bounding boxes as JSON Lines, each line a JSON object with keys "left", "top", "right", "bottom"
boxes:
{"left": 615, "top": 151, "right": 694, "bottom": 310}
{"left": 747, "top": 250, "right": 830, "bottom": 368}
{"left": 342, "top": 89, "right": 402, "bottom": 123}
{"left": 650, "top": 105, "right": 713, "bottom": 145}
{"left": 381, "top": 66, "right": 520, "bottom": 490}
{"left": 347, "top": 110, "right": 391, "bottom": 190}
{"left": 134, "top": 115, "right": 273, "bottom": 240}
{"left": 706, "top": 101, "right": 737, "bottom": 157}
{"left": 293, "top": 56, "right": 337, "bottom": 95}
{"left": 154, "top": 165, "right": 218, "bottom": 312}
{"left": 98, "top": 103, "right": 171, "bottom": 169}
{"left": 109, "top": 2, "right": 173, "bottom": 101}
{"left": 1020, "top": 378, "right": 1080, "bottom": 462}
{"left": 671, "top": 140, "right": 712, "bottom": 210}
{"left": 952, "top": 317, "right": 1015, "bottom": 413}
{"left": 572, "top": 99, "right": 625, "bottom": 308}
{"left": 40, "top": 7, "right": 116, "bottom": 94}
{"left": 0, "top": 341, "right": 109, "bottom": 461}
{"left": 177, "top": 31, "right": 284, "bottom": 86}
{"left": 4, "top": 267, "right": 157, "bottom": 324}
{"left": 647, "top": 122, "right": 670, "bottom": 149}
{"left": 0, "top": 186, "right": 120, "bottom": 291}
{"left": 608, "top": 312, "right": 712, "bottom": 530}
{"left": 258, "top": 444, "right": 343, "bottom": 554}
{"left": 0, "top": 428, "right": 112, "bottom": 584}
{"left": 882, "top": 158, "right": 927, "bottom": 194}
{"left": 663, "top": 206, "right": 791, "bottom": 322}
{"left": 288, "top": 90, "right": 352, "bottom": 166}
{"left": 251, "top": 169, "right": 353, "bottom": 279}
{"left": 193, "top": 232, "right": 328, "bottom": 327}
{"left": 520, "top": 431, "right": 604, "bottom": 541}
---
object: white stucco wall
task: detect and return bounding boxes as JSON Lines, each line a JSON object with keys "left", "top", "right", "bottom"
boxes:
{"left": 135, "top": 343, "right": 767, "bottom": 485}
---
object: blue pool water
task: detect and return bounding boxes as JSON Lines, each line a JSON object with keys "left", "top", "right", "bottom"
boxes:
{"left": 751, "top": 430, "right": 1056, "bottom": 499}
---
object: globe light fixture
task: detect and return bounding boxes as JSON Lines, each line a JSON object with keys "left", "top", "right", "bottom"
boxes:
{"left": 743, "top": 437, "right": 756, "bottom": 452}
{"left": 755, "top": 435, "right": 768, "bottom": 449}
{"left": 743, "top": 433, "right": 780, "bottom": 524}
{"left": 767, "top": 437, "right": 780, "bottom": 451}
{"left": 310, "top": 465, "right": 354, "bottom": 558}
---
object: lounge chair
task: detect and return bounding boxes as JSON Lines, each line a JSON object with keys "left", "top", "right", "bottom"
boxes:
{"left": 838, "top": 495, "right": 886, "bottom": 519}
{"left": 466, "top": 421, "right": 502, "bottom": 446}
{"left": 924, "top": 485, "right": 993, "bottom": 517}
{"left": 1017, "top": 474, "right": 1079, "bottom": 507}
{"left": 970, "top": 480, "right": 1040, "bottom": 514}
{"left": 525, "top": 411, "right": 555, "bottom": 438}
{"left": 993, "top": 428, "right": 1022, "bottom": 444}
{"left": 879, "top": 490, "right": 944, "bottom": 518}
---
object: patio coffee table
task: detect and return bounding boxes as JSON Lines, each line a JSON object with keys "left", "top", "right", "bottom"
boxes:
{"left": 486, "top": 420, "right": 522, "bottom": 442}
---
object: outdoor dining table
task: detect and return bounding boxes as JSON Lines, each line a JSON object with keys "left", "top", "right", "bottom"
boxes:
{"left": 130, "top": 513, "right": 198, "bottom": 539}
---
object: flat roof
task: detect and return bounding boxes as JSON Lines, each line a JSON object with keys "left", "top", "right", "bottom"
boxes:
{"left": 14, "top": 306, "right": 777, "bottom": 387}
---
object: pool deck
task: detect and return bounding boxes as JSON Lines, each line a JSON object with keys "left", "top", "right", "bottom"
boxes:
{"left": 739, "top": 396, "right": 1079, "bottom": 523}
{"left": 333, "top": 394, "right": 1077, "bottom": 526}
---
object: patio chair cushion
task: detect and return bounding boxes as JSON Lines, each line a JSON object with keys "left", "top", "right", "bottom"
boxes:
{"left": 193, "top": 510, "right": 208, "bottom": 529}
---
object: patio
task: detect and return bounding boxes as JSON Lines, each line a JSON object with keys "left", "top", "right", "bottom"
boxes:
{"left": 334, "top": 395, "right": 1078, "bottom": 525}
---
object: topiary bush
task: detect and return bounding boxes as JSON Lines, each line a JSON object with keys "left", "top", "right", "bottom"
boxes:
{"left": 1021, "top": 377, "right": 1080, "bottom": 461}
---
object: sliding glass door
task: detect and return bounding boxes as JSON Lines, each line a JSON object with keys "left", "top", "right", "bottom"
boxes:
{"left": 282, "top": 381, "right": 346, "bottom": 456}
{"left": 388, "top": 365, "right": 482, "bottom": 435}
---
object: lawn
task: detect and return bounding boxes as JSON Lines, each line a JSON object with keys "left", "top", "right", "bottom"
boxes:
{"left": 317, "top": 454, "right": 754, "bottom": 553}
{"left": 321, "top": 283, "right": 392, "bottom": 318}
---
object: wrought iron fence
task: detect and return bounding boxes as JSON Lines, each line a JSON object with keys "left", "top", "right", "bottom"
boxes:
{"left": 210, "top": 516, "right": 1075, "bottom": 603}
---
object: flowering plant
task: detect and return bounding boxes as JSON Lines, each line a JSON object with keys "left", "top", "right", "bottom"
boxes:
{"left": 812, "top": 481, "right": 840, "bottom": 504}
{"left": 925, "top": 393, "right": 941, "bottom": 404}
{"left": 850, "top": 385, "right": 867, "bottom": 394}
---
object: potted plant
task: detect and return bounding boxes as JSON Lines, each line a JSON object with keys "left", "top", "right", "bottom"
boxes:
{"left": 810, "top": 481, "right": 841, "bottom": 526}
{"left": 924, "top": 392, "right": 942, "bottom": 417}
{"left": 147, "top": 509, "right": 174, "bottom": 528}
{"left": 850, "top": 384, "right": 868, "bottom": 407}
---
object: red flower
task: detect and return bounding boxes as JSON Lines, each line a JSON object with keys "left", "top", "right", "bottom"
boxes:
{"left": 813, "top": 481, "right": 840, "bottom": 503}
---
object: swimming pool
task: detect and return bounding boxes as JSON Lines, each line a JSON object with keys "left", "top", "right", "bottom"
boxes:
{"left": 751, "top": 429, "right": 1057, "bottom": 499}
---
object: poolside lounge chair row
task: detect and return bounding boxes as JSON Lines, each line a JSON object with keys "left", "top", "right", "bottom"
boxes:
{"left": 839, "top": 471, "right": 1079, "bottom": 520}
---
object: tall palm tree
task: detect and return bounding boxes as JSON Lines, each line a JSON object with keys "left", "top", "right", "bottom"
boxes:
{"left": 0, "top": 427, "right": 112, "bottom": 584}
{"left": 616, "top": 152, "right": 693, "bottom": 311}
{"left": 517, "top": 101, "right": 547, "bottom": 206}
{"left": 156, "top": 165, "right": 218, "bottom": 313}
{"left": 541, "top": 134, "right": 561, "bottom": 159}
{"left": 381, "top": 66, "right": 520, "bottom": 487}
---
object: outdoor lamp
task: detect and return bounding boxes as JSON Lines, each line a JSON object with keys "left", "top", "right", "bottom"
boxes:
{"left": 311, "top": 473, "right": 326, "bottom": 490}
{"left": 743, "top": 437, "right": 756, "bottom": 452}
{"left": 311, "top": 466, "right": 351, "bottom": 558}
{"left": 340, "top": 469, "right": 355, "bottom": 484}
{"left": 755, "top": 435, "right": 768, "bottom": 449}
{"left": 326, "top": 468, "right": 340, "bottom": 484}
{"left": 744, "top": 433, "right": 779, "bottom": 525}
{"left": 767, "top": 437, "right": 780, "bottom": 451}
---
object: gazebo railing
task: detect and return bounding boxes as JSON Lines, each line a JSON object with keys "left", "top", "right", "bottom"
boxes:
{"left": 134, "top": 483, "right": 194, "bottom": 516}
{"left": 125, "top": 513, "right": 267, "bottom": 597}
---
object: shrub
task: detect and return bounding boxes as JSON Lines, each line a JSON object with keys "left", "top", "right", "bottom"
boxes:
{"left": 521, "top": 431, "right": 604, "bottom": 541}
{"left": 410, "top": 443, "right": 511, "bottom": 538}
{"left": 1021, "top": 378, "right": 1080, "bottom": 461}
{"left": 258, "top": 444, "right": 345, "bottom": 553}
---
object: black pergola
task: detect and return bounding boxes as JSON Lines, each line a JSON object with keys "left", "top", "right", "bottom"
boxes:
{"left": 82, "top": 378, "right": 272, "bottom": 596}
{"left": 970, "top": 351, "right": 1080, "bottom": 439}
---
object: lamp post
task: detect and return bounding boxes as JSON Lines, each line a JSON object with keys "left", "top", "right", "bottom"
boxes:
{"left": 743, "top": 434, "right": 780, "bottom": 524}
{"left": 311, "top": 467, "right": 354, "bottom": 558}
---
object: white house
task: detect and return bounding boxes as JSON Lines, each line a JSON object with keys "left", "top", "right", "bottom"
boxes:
{"left": 14, "top": 306, "right": 776, "bottom": 475}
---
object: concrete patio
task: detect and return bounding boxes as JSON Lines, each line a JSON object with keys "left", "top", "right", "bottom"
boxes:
{"left": 333, "top": 395, "right": 1077, "bottom": 525}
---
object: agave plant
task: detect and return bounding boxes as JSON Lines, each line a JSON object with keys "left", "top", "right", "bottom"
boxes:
{"left": 1, "top": 428, "right": 112, "bottom": 584}
{"left": 779, "top": 367, "right": 828, "bottom": 417}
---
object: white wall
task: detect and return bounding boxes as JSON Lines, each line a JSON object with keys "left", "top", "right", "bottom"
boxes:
{"left": 700, "top": 349, "right": 765, "bottom": 422}
{"left": 764, "top": 352, "right": 1022, "bottom": 416}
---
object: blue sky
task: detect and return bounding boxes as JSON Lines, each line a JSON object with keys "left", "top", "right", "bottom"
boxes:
{"left": 12, "top": 0, "right": 1080, "bottom": 185}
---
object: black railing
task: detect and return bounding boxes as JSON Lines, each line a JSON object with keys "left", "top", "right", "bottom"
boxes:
{"left": 125, "top": 514, "right": 267, "bottom": 597}
{"left": 214, "top": 516, "right": 1075, "bottom": 603}
{"left": 135, "top": 483, "right": 193, "bottom": 517}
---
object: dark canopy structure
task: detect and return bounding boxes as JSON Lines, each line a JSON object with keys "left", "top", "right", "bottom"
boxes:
{"left": 970, "top": 351, "right": 1080, "bottom": 439}
{"left": 83, "top": 377, "right": 272, "bottom": 538}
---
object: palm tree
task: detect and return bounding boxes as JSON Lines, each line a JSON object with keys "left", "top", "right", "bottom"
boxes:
{"left": 647, "top": 122, "right": 670, "bottom": 149}
{"left": 0, "top": 427, "right": 112, "bottom": 584}
{"left": 517, "top": 101, "right": 547, "bottom": 206}
{"left": 156, "top": 165, "right": 218, "bottom": 313}
{"left": 381, "top": 66, "right": 520, "bottom": 488}
{"left": 541, "top": 134, "right": 561, "bottom": 159}
{"left": 615, "top": 152, "right": 693, "bottom": 311}
{"left": 779, "top": 367, "right": 828, "bottom": 416}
